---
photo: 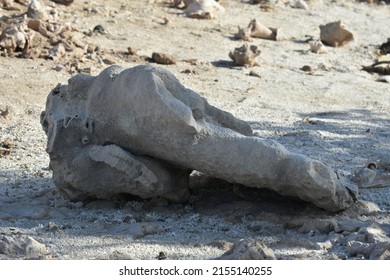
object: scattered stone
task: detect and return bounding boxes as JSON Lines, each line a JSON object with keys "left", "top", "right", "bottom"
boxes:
{"left": 0, "top": 139, "right": 13, "bottom": 157}
{"left": 336, "top": 217, "right": 367, "bottom": 233}
{"left": 133, "top": 213, "right": 147, "bottom": 222}
{"left": 358, "top": 0, "right": 390, "bottom": 3}
{"left": 48, "top": 43, "right": 66, "bottom": 61}
{"left": 127, "top": 47, "right": 137, "bottom": 55}
{"left": 293, "top": 0, "right": 308, "bottom": 10}
{"left": 0, "top": 6, "right": 97, "bottom": 71}
{"left": 0, "top": 0, "right": 21, "bottom": 11}
{"left": 27, "top": 0, "right": 49, "bottom": 20}
{"left": 346, "top": 241, "right": 390, "bottom": 260}
{"left": 249, "top": 0, "right": 268, "bottom": 4}
{"left": 342, "top": 200, "right": 380, "bottom": 217}
{"left": 248, "top": 19, "right": 276, "bottom": 40}
{"left": 249, "top": 0, "right": 275, "bottom": 11}
{"left": 50, "top": 0, "right": 74, "bottom": 6}
{"left": 376, "top": 77, "right": 390, "bottom": 83}
{"left": 0, "top": 235, "right": 47, "bottom": 259}
{"left": 173, "top": 0, "right": 194, "bottom": 9}
{"left": 0, "top": 106, "right": 10, "bottom": 118}
{"left": 259, "top": 3, "right": 275, "bottom": 12}
{"left": 357, "top": 224, "right": 389, "bottom": 243}
{"left": 157, "top": 251, "right": 167, "bottom": 260}
{"left": 334, "top": 218, "right": 390, "bottom": 259}
{"left": 249, "top": 70, "right": 261, "bottom": 78}
{"left": 229, "top": 43, "right": 261, "bottom": 67}
{"left": 87, "top": 44, "right": 99, "bottom": 53}
{"left": 53, "top": 64, "right": 66, "bottom": 72}
{"left": 162, "top": 17, "right": 175, "bottom": 27}
{"left": 93, "top": 25, "right": 106, "bottom": 34}
{"left": 181, "top": 68, "right": 198, "bottom": 75}
{"left": 102, "top": 57, "right": 116, "bottom": 65}
{"left": 300, "top": 65, "right": 312, "bottom": 72}
{"left": 151, "top": 52, "right": 176, "bottom": 65}
{"left": 320, "top": 21, "right": 354, "bottom": 47}
{"left": 0, "top": 26, "right": 27, "bottom": 54}
{"left": 234, "top": 26, "right": 252, "bottom": 41}
{"left": 352, "top": 160, "right": 390, "bottom": 188}
{"left": 27, "top": 19, "right": 48, "bottom": 37}
{"left": 217, "top": 238, "right": 276, "bottom": 260}
{"left": 379, "top": 38, "right": 390, "bottom": 55}
{"left": 346, "top": 240, "right": 372, "bottom": 258}
{"left": 47, "top": 221, "right": 61, "bottom": 232}
{"left": 122, "top": 215, "right": 133, "bottom": 223}
{"left": 184, "top": 0, "right": 225, "bottom": 19}
{"left": 309, "top": 40, "right": 328, "bottom": 54}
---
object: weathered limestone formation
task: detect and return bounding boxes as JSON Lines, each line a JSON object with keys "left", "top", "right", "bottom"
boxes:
{"left": 41, "top": 65, "right": 356, "bottom": 211}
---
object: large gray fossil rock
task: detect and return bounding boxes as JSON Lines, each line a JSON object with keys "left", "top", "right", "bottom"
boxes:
{"left": 40, "top": 64, "right": 355, "bottom": 211}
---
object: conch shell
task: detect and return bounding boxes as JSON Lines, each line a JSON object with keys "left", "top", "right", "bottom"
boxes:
{"left": 248, "top": 19, "right": 283, "bottom": 41}
{"left": 234, "top": 26, "right": 252, "bottom": 41}
{"left": 248, "top": 19, "right": 274, "bottom": 39}
{"left": 184, "top": 0, "right": 225, "bottom": 19}
{"left": 229, "top": 43, "right": 261, "bottom": 67}
{"left": 309, "top": 40, "right": 327, "bottom": 54}
{"left": 320, "top": 21, "right": 354, "bottom": 47}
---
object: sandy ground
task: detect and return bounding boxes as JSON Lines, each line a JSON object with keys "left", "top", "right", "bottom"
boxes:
{"left": 1, "top": 0, "right": 390, "bottom": 260}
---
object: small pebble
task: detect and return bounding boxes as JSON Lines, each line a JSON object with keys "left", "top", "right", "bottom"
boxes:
{"left": 157, "top": 251, "right": 167, "bottom": 260}
{"left": 249, "top": 70, "right": 261, "bottom": 78}
{"left": 300, "top": 65, "right": 312, "bottom": 72}
{"left": 93, "top": 25, "right": 106, "bottom": 34}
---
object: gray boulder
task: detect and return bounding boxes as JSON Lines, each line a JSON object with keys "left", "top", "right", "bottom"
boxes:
{"left": 41, "top": 64, "right": 355, "bottom": 211}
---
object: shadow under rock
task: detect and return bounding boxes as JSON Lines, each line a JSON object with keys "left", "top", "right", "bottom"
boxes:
{"left": 211, "top": 60, "right": 239, "bottom": 69}
{"left": 189, "top": 177, "right": 328, "bottom": 218}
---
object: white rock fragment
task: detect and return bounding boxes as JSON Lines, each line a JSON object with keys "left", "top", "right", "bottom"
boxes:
{"left": 309, "top": 40, "right": 328, "bottom": 54}
{"left": 27, "top": 0, "right": 49, "bottom": 20}
{"left": 184, "top": 0, "right": 225, "bottom": 19}
{"left": 294, "top": 0, "right": 308, "bottom": 10}
{"left": 0, "top": 26, "right": 27, "bottom": 52}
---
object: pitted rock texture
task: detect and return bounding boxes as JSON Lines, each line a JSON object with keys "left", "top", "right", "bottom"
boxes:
{"left": 41, "top": 64, "right": 355, "bottom": 211}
